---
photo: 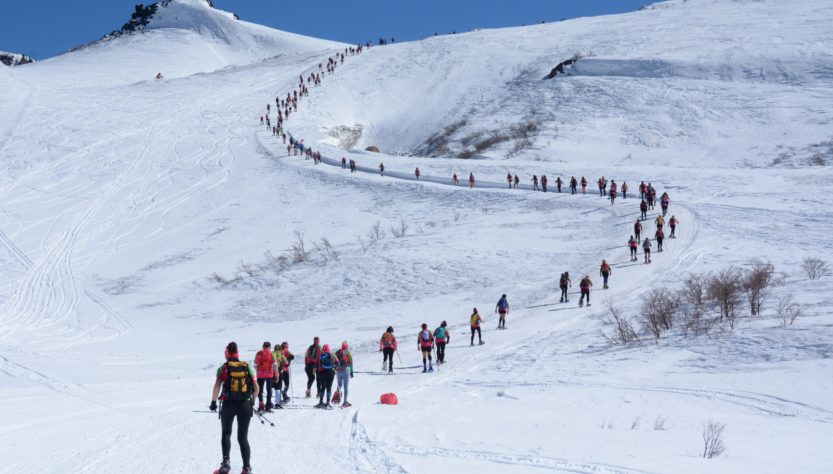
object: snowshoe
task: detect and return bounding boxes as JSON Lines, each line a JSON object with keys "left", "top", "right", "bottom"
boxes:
{"left": 257, "top": 402, "right": 265, "bottom": 412}
{"left": 479, "top": 341, "right": 485, "bottom": 345}
{"left": 331, "top": 390, "right": 342, "bottom": 405}
{"left": 314, "top": 402, "right": 325, "bottom": 409}
{"left": 240, "top": 467, "right": 253, "bottom": 474}
{"left": 324, "top": 403, "right": 333, "bottom": 410}
{"left": 428, "top": 366, "right": 434, "bottom": 372}
{"left": 422, "top": 367, "right": 428, "bottom": 373}
{"left": 341, "top": 402, "right": 352, "bottom": 408}
{"left": 214, "top": 460, "right": 231, "bottom": 474}
{"left": 587, "top": 303, "right": 592, "bottom": 307}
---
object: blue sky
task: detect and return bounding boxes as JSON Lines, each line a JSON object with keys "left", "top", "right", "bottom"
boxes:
{"left": 1, "top": 0, "right": 650, "bottom": 60}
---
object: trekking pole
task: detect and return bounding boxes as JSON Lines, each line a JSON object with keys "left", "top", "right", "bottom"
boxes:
{"left": 433, "top": 346, "right": 440, "bottom": 372}
{"left": 253, "top": 409, "right": 275, "bottom": 427}
{"left": 290, "top": 366, "right": 295, "bottom": 400}
{"left": 395, "top": 349, "right": 402, "bottom": 363}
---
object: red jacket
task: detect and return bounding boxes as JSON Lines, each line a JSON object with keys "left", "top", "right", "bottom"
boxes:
{"left": 254, "top": 349, "right": 275, "bottom": 379}
{"left": 380, "top": 333, "right": 398, "bottom": 351}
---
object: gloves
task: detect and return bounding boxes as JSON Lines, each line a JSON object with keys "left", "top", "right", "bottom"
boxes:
{"left": 209, "top": 400, "right": 218, "bottom": 411}
{"left": 350, "top": 372, "right": 354, "bottom": 378}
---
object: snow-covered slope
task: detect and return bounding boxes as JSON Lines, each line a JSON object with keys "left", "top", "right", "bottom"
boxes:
{"left": 1, "top": 0, "right": 832, "bottom": 472}
{"left": 25, "top": 0, "right": 342, "bottom": 87}
{"left": 290, "top": 0, "right": 833, "bottom": 168}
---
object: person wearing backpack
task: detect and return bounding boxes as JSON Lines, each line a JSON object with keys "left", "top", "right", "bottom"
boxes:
{"left": 655, "top": 227, "right": 665, "bottom": 252}
{"left": 470, "top": 308, "right": 483, "bottom": 346}
{"left": 640, "top": 199, "right": 648, "bottom": 221}
{"left": 634, "top": 219, "right": 642, "bottom": 242}
{"left": 600, "top": 260, "right": 612, "bottom": 289}
{"left": 271, "top": 343, "right": 290, "bottom": 408}
{"left": 579, "top": 276, "right": 593, "bottom": 307}
{"left": 669, "top": 215, "right": 679, "bottom": 238}
{"left": 210, "top": 342, "right": 259, "bottom": 474}
{"left": 379, "top": 326, "right": 398, "bottom": 373}
{"left": 304, "top": 337, "right": 322, "bottom": 398}
{"left": 628, "top": 235, "right": 639, "bottom": 262}
{"left": 433, "top": 321, "right": 450, "bottom": 364}
{"left": 316, "top": 344, "right": 339, "bottom": 408}
{"left": 642, "top": 237, "right": 652, "bottom": 264}
{"left": 418, "top": 323, "right": 435, "bottom": 372}
{"left": 495, "top": 294, "right": 509, "bottom": 329}
{"left": 254, "top": 342, "right": 276, "bottom": 412}
{"left": 559, "top": 272, "right": 571, "bottom": 303}
{"left": 334, "top": 341, "right": 354, "bottom": 407}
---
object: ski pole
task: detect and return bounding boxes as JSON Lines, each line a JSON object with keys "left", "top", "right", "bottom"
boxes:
{"left": 433, "top": 346, "right": 440, "bottom": 372}
{"left": 395, "top": 349, "right": 402, "bottom": 363}
{"left": 253, "top": 409, "right": 275, "bottom": 427}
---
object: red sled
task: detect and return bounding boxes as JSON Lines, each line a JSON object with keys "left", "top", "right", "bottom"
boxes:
{"left": 380, "top": 393, "right": 398, "bottom": 405}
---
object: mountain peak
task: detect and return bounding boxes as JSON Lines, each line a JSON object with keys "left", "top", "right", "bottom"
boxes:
{"left": 106, "top": 0, "right": 238, "bottom": 39}
{"left": 0, "top": 51, "right": 34, "bottom": 67}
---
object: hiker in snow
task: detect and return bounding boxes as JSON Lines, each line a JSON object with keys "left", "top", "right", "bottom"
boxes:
{"left": 600, "top": 260, "right": 612, "bottom": 289}
{"left": 609, "top": 186, "right": 617, "bottom": 205}
{"left": 532, "top": 175, "right": 539, "bottom": 191}
{"left": 648, "top": 184, "right": 657, "bottom": 209}
{"left": 656, "top": 227, "right": 665, "bottom": 252}
{"left": 341, "top": 157, "right": 347, "bottom": 169}
{"left": 155, "top": 72, "right": 163, "bottom": 80}
{"left": 642, "top": 237, "right": 652, "bottom": 264}
{"left": 634, "top": 219, "right": 642, "bottom": 241}
{"left": 598, "top": 177, "right": 605, "bottom": 196}
{"left": 316, "top": 344, "right": 338, "bottom": 408}
{"left": 541, "top": 175, "right": 548, "bottom": 192}
{"left": 470, "top": 308, "right": 483, "bottom": 345}
{"left": 629, "top": 235, "right": 639, "bottom": 262}
{"left": 469, "top": 173, "right": 476, "bottom": 189}
{"left": 304, "top": 337, "right": 322, "bottom": 398}
{"left": 495, "top": 294, "right": 509, "bottom": 329}
{"left": 639, "top": 181, "right": 647, "bottom": 200}
{"left": 514, "top": 174, "right": 520, "bottom": 189}
{"left": 415, "top": 167, "right": 421, "bottom": 180}
{"left": 452, "top": 173, "right": 459, "bottom": 185}
{"left": 507, "top": 173, "right": 513, "bottom": 189}
{"left": 555, "top": 176, "right": 563, "bottom": 193}
{"left": 655, "top": 214, "right": 665, "bottom": 230}
{"left": 660, "top": 193, "right": 670, "bottom": 216}
{"left": 379, "top": 163, "right": 385, "bottom": 176}
{"left": 570, "top": 176, "right": 578, "bottom": 194}
{"left": 273, "top": 342, "right": 293, "bottom": 406}
{"left": 640, "top": 199, "right": 648, "bottom": 221}
{"left": 580, "top": 176, "right": 587, "bottom": 194}
{"left": 621, "top": 181, "right": 628, "bottom": 199}
{"left": 254, "top": 342, "right": 276, "bottom": 412}
{"left": 350, "top": 159, "right": 357, "bottom": 173}
{"left": 210, "top": 342, "right": 258, "bottom": 474}
{"left": 334, "top": 341, "right": 354, "bottom": 408}
{"left": 379, "top": 326, "right": 397, "bottom": 372}
{"left": 559, "top": 272, "right": 571, "bottom": 303}
{"left": 579, "top": 275, "right": 593, "bottom": 307}
{"left": 434, "top": 321, "right": 449, "bottom": 364}
{"left": 669, "top": 215, "right": 679, "bottom": 238}
{"left": 418, "top": 323, "right": 435, "bottom": 372}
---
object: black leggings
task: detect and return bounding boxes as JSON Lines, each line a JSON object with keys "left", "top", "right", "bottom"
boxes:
{"left": 305, "top": 364, "right": 316, "bottom": 390}
{"left": 560, "top": 286, "right": 568, "bottom": 301}
{"left": 470, "top": 327, "right": 481, "bottom": 344}
{"left": 318, "top": 370, "right": 335, "bottom": 403}
{"left": 221, "top": 400, "right": 252, "bottom": 467}
{"left": 382, "top": 348, "right": 394, "bottom": 370}
{"left": 257, "top": 377, "right": 273, "bottom": 406}
{"left": 436, "top": 342, "right": 446, "bottom": 363}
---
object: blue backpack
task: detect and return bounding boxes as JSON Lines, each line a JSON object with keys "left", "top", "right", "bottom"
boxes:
{"left": 320, "top": 352, "right": 333, "bottom": 370}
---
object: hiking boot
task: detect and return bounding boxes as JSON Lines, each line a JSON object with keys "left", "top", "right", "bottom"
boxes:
{"left": 342, "top": 402, "right": 352, "bottom": 408}
{"left": 240, "top": 467, "right": 253, "bottom": 474}
{"left": 216, "top": 460, "right": 231, "bottom": 474}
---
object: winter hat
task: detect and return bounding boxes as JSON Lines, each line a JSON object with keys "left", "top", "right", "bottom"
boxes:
{"left": 342, "top": 341, "right": 349, "bottom": 350}
{"left": 323, "top": 344, "right": 330, "bottom": 352}
{"left": 473, "top": 307, "right": 478, "bottom": 313}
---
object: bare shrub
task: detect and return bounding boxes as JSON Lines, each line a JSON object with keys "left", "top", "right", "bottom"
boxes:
{"left": 314, "top": 237, "right": 338, "bottom": 261}
{"left": 776, "top": 295, "right": 802, "bottom": 326}
{"left": 630, "top": 416, "right": 641, "bottom": 430}
{"left": 654, "top": 415, "right": 667, "bottom": 431}
{"left": 291, "top": 231, "right": 310, "bottom": 263}
{"left": 453, "top": 210, "right": 463, "bottom": 223}
{"left": 237, "top": 261, "right": 262, "bottom": 278}
{"left": 702, "top": 421, "right": 726, "bottom": 458}
{"left": 802, "top": 257, "right": 828, "bottom": 280}
{"left": 481, "top": 207, "right": 490, "bottom": 215}
{"left": 390, "top": 219, "right": 409, "bottom": 238}
{"left": 641, "top": 288, "right": 678, "bottom": 341}
{"left": 708, "top": 267, "right": 744, "bottom": 329}
{"left": 357, "top": 236, "right": 369, "bottom": 254}
{"left": 741, "top": 259, "right": 778, "bottom": 316}
{"left": 678, "top": 273, "right": 716, "bottom": 337}
{"left": 369, "top": 221, "right": 385, "bottom": 242}
{"left": 602, "top": 301, "right": 640, "bottom": 345}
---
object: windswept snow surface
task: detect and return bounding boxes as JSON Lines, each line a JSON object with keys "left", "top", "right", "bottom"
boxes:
{"left": 2, "top": 0, "right": 833, "bottom": 472}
